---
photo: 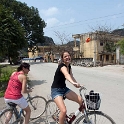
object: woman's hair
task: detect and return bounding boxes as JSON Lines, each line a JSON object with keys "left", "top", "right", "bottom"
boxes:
{"left": 61, "top": 51, "right": 71, "bottom": 60}
{"left": 17, "top": 62, "right": 30, "bottom": 72}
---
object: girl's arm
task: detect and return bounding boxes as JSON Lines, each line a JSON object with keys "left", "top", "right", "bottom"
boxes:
{"left": 61, "top": 66, "right": 80, "bottom": 88}
{"left": 70, "top": 68, "right": 77, "bottom": 83}
{"left": 20, "top": 75, "right": 32, "bottom": 93}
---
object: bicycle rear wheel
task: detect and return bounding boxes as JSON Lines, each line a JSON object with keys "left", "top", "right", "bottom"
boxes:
{"left": 27, "top": 96, "right": 47, "bottom": 119}
{"left": 75, "top": 111, "right": 116, "bottom": 124}
{"left": 45, "top": 100, "right": 59, "bottom": 124}
{"left": 0, "top": 108, "right": 17, "bottom": 124}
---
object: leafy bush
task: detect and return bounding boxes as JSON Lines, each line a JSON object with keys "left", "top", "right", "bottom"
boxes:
{"left": 0, "top": 56, "right": 5, "bottom": 62}
{"left": 0, "top": 65, "right": 16, "bottom": 97}
{"left": 0, "top": 65, "right": 30, "bottom": 97}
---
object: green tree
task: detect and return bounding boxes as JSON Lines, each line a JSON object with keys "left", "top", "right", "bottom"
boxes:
{"left": 0, "top": 0, "right": 46, "bottom": 47}
{"left": 117, "top": 39, "right": 124, "bottom": 55}
{"left": 91, "top": 25, "right": 116, "bottom": 53}
{"left": 0, "top": 5, "right": 26, "bottom": 64}
{"left": 104, "top": 42, "right": 116, "bottom": 52}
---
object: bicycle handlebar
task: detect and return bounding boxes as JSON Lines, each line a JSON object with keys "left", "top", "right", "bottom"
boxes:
{"left": 79, "top": 86, "right": 87, "bottom": 98}
{"left": 79, "top": 86, "right": 87, "bottom": 92}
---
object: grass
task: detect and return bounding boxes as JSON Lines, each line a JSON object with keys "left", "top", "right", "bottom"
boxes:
{"left": 0, "top": 65, "right": 17, "bottom": 97}
{"left": 0, "top": 65, "right": 30, "bottom": 97}
{"left": 0, "top": 90, "right": 4, "bottom": 97}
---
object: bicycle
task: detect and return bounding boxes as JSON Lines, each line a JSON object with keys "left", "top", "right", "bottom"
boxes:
{"left": 0, "top": 88, "right": 47, "bottom": 124}
{"left": 45, "top": 86, "right": 116, "bottom": 124}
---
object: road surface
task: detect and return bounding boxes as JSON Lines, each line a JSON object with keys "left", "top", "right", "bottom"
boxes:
{"left": 0, "top": 63, "right": 124, "bottom": 123}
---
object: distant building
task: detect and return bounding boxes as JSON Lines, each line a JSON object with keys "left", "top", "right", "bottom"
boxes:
{"left": 72, "top": 32, "right": 124, "bottom": 65}
{"left": 116, "top": 46, "right": 124, "bottom": 64}
{"left": 37, "top": 45, "right": 73, "bottom": 62}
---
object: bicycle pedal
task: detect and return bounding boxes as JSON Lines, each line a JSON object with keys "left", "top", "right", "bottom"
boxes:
{"left": 20, "top": 117, "right": 24, "bottom": 123}
{"left": 48, "top": 122, "right": 57, "bottom": 124}
{"left": 83, "top": 119, "right": 86, "bottom": 122}
{"left": 52, "top": 114, "right": 59, "bottom": 121}
{"left": 83, "top": 119, "right": 92, "bottom": 124}
{"left": 69, "top": 112, "right": 75, "bottom": 117}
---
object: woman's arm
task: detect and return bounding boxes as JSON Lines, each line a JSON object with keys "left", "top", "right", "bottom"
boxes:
{"left": 19, "top": 75, "right": 32, "bottom": 93}
{"left": 61, "top": 66, "right": 80, "bottom": 88}
{"left": 70, "top": 69, "right": 77, "bottom": 82}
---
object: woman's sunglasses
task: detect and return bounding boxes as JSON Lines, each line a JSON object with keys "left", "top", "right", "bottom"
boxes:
{"left": 24, "top": 67, "right": 30, "bottom": 70}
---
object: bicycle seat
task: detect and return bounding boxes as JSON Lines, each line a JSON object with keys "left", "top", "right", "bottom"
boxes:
{"left": 8, "top": 102, "right": 17, "bottom": 107}
{"left": 63, "top": 95, "right": 66, "bottom": 100}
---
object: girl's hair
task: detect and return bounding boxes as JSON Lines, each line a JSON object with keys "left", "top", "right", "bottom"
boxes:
{"left": 17, "top": 62, "right": 30, "bottom": 72}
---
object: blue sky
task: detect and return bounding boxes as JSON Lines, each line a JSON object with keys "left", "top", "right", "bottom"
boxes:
{"left": 18, "top": 0, "right": 124, "bottom": 44}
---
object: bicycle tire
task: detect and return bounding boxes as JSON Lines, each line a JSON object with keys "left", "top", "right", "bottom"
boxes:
{"left": 45, "top": 100, "right": 59, "bottom": 124}
{"left": 0, "top": 108, "right": 22, "bottom": 124}
{"left": 75, "top": 111, "right": 116, "bottom": 124}
{"left": 27, "top": 96, "right": 47, "bottom": 120}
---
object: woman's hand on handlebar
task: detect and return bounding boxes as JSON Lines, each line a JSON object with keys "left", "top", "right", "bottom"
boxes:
{"left": 27, "top": 87, "right": 33, "bottom": 93}
{"left": 73, "top": 82, "right": 81, "bottom": 88}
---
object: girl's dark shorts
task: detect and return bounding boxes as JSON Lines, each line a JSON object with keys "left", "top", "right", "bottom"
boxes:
{"left": 51, "top": 87, "right": 71, "bottom": 100}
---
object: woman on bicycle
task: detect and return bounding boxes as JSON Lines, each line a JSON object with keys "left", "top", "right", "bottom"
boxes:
{"left": 51, "top": 51, "right": 84, "bottom": 124}
{"left": 4, "top": 62, "right": 32, "bottom": 124}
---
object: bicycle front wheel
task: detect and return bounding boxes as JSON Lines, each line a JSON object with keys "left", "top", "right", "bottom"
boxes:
{"left": 45, "top": 100, "right": 59, "bottom": 124}
{"left": 0, "top": 108, "right": 17, "bottom": 124}
{"left": 27, "top": 96, "right": 47, "bottom": 119}
{"left": 75, "top": 111, "right": 116, "bottom": 124}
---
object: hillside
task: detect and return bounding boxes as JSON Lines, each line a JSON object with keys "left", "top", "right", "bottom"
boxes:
{"left": 37, "top": 36, "right": 55, "bottom": 46}
{"left": 66, "top": 40, "right": 80, "bottom": 46}
{"left": 111, "top": 29, "right": 124, "bottom": 36}
{"left": 37, "top": 36, "right": 80, "bottom": 47}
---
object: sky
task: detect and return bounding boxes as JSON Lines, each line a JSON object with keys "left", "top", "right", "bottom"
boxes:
{"left": 18, "top": 0, "right": 124, "bottom": 44}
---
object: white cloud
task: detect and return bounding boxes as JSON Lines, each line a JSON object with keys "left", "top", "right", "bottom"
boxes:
{"left": 46, "top": 18, "right": 59, "bottom": 27}
{"left": 45, "top": 17, "right": 75, "bottom": 28}
{"left": 40, "top": 7, "right": 59, "bottom": 17}
{"left": 117, "top": 3, "right": 124, "bottom": 8}
{"left": 65, "top": 8, "right": 74, "bottom": 15}
{"left": 59, "top": 18, "right": 75, "bottom": 25}
{"left": 112, "top": 15, "right": 117, "bottom": 19}
{"left": 69, "top": 18, "right": 75, "bottom": 23}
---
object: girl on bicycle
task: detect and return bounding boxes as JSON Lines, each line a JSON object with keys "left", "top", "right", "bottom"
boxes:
{"left": 51, "top": 51, "right": 84, "bottom": 124}
{"left": 4, "top": 62, "right": 32, "bottom": 124}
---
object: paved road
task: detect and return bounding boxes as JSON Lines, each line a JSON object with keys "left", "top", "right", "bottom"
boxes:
{"left": 0, "top": 63, "right": 124, "bottom": 123}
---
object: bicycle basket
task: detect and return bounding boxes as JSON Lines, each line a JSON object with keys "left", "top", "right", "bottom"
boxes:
{"left": 85, "top": 90, "right": 101, "bottom": 110}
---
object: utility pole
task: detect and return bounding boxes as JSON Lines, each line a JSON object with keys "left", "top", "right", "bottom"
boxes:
{"left": 94, "top": 40, "right": 96, "bottom": 67}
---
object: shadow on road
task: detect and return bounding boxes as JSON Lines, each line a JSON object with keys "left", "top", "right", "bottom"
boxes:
{"left": 31, "top": 116, "right": 46, "bottom": 124}
{"left": 30, "top": 116, "right": 56, "bottom": 124}
{"left": 29, "top": 62, "right": 44, "bottom": 65}
{"left": 29, "top": 80, "right": 47, "bottom": 87}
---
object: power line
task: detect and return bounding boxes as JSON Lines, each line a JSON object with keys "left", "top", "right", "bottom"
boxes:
{"left": 45, "top": 12, "right": 124, "bottom": 29}
{"left": 44, "top": 15, "right": 124, "bottom": 32}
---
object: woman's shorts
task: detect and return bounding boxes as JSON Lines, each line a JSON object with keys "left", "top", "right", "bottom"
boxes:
{"left": 4, "top": 96, "right": 28, "bottom": 109}
{"left": 51, "top": 87, "right": 71, "bottom": 100}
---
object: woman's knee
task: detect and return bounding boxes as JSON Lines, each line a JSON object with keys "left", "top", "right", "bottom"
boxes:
{"left": 61, "top": 108, "right": 67, "bottom": 114}
{"left": 54, "top": 96, "right": 67, "bottom": 114}
{"left": 78, "top": 96, "right": 83, "bottom": 105}
{"left": 60, "top": 108, "right": 67, "bottom": 117}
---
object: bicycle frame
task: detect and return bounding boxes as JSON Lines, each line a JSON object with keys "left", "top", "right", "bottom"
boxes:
{"left": 51, "top": 87, "right": 90, "bottom": 124}
{"left": 6, "top": 102, "right": 24, "bottom": 123}
{"left": 26, "top": 92, "right": 37, "bottom": 111}
{"left": 13, "top": 106, "right": 23, "bottom": 120}
{"left": 6, "top": 92, "right": 31, "bottom": 122}
{"left": 64, "top": 103, "right": 86, "bottom": 124}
